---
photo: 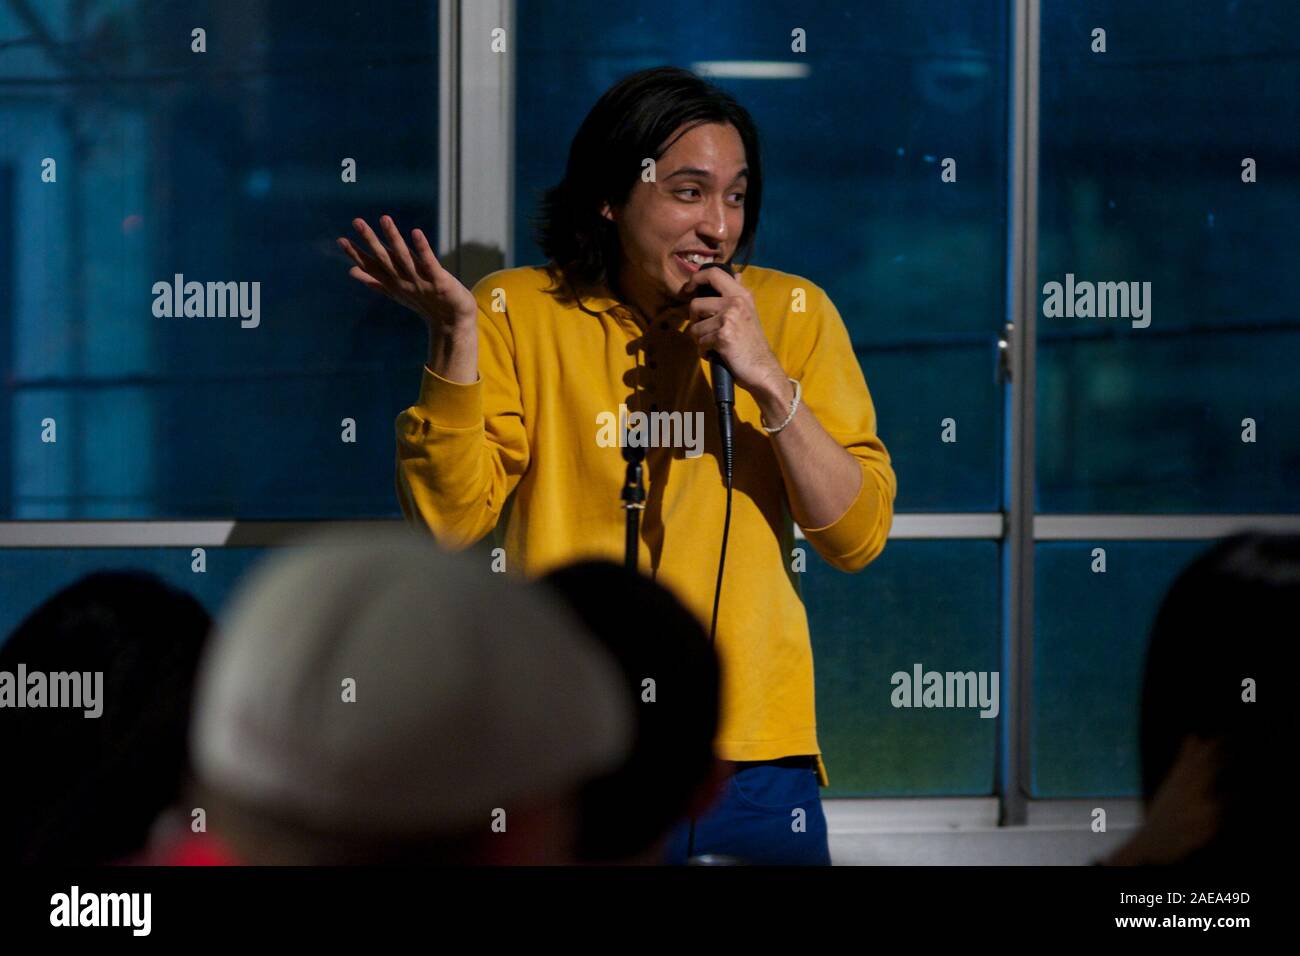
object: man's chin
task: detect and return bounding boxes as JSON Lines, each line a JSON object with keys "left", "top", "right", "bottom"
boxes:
{"left": 666, "top": 276, "right": 694, "bottom": 302}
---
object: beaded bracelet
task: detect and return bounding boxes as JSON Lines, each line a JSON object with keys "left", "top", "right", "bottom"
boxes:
{"left": 761, "top": 378, "right": 802, "bottom": 434}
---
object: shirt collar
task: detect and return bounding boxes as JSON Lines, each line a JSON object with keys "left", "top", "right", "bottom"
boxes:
{"left": 562, "top": 266, "right": 694, "bottom": 329}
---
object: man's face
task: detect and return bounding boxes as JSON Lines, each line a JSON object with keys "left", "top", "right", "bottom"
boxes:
{"left": 601, "top": 121, "right": 748, "bottom": 316}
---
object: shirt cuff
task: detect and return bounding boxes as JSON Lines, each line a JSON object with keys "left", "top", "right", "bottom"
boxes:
{"left": 799, "top": 463, "right": 885, "bottom": 570}
{"left": 415, "top": 365, "right": 483, "bottom": 429}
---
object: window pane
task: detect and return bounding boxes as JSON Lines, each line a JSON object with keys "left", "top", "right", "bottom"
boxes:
{"left": 1032, "top": 540, "right": 1210, "bottom": 797}
{"left": 1038, "top": 331, "right": 1300, "bottom": 512}
{"left": 0, "top": 2, "right": 438, "bottom": 517}
{"left": 867, "top": 344, "right": 1003, "bottom": 510}
{"left": 515, "top": 0, "right": 1009, "bottom": 510}
{"left": 807, "top": 541, "right": 1000, "bottom": 796}
{"left": 0, "top": 547, "right": 267, "bottom": 651}
{"left": 1036, "top": 1, "right": 1300, "bottom": 512}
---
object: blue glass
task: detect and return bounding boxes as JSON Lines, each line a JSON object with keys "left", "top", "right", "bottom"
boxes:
{"left": 0, "top": 547, "right": 267, "bottom": 651}
{"left": 0, "top": 2, "right": 438, "bottom": 517}
{"left": 1032, "top": 540, "right": 1211, "bottom": 797}
{"left": 1037, "top": 1, "right": 1300, "bottom": 512}
{"left": 806, "top": 541, "right": 1001, "bottom": 796}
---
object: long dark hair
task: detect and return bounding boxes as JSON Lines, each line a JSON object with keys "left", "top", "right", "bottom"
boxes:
{"left": 531, "top": 65, "right": 763, "bottom": 294}
{"left": 1140, "top": 531, "right": 1289, "bottom": 864}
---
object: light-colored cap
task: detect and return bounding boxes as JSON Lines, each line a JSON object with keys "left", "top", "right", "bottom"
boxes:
{"left": 190, "top": 525, "right": 633, "bottom": 836}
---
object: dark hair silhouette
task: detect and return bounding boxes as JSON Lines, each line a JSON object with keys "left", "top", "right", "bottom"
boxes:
{"left": 0, "top": 571, "right": 212, "bottom": 864}
{"left": 1139, "top": 532, "right": 1287, "bottom": 865}
{"left": 540, "top": 560, "right": 720, "bottom": 863}
{"left": 531, "top": 65, "right": 763, "bottom": 295}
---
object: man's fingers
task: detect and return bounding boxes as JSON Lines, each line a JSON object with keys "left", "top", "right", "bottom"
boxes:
{"left": 379, "top": 215, "right": 419, "bottom": 281}
{"left": 410, "top": 228, "right": 443, "bottom": 282}
{"left": 694, "top": 328, "right": 721, "bottom": 353}
{"left": 689, "top": 314, "right": 723, "bottom": 339}
{"left": 338, "top": 238, "right": 392, "bottom": 289}
{"left": 347, "top": 265, "right": 386, "bottom": 292}
{"left": 352, "top": 217, "right": 398, "bottom": 277}
{"left": 337, "top": 237, "right": 372, "bottom": 272}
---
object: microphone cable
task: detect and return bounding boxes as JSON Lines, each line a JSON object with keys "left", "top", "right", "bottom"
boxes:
{"left": 686, "top": 261, "right": 736, "bottom": 862}
{"left": 686, "top": 433, "right": 733, "bottom": 863}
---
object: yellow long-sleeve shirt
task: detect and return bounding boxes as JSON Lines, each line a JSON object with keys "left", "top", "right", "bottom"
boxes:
{"left": 395, "top": 263, "right": 896, "bottom": 787}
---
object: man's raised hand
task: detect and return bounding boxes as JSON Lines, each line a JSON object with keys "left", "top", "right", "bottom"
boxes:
{"left": 337, "top": 215, "right": 478, "bottom": 330}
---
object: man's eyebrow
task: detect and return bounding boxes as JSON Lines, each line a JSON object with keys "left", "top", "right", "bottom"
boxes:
{"left": 664, "top": 166, "right": 749, "bottom": 183}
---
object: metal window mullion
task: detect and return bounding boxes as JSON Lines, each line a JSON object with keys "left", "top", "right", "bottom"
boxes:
{"left": 7, "top": 514, "right": 1298, "bottom": 548}
{"left": 446, "top": 0, "right": 514, "bottom": 284}
{"left": 0, "top": 520, "right": 402, "bottom": 548}
{"left": 1035, "top": 514, "right": 1300, "bottom": 539}
{"left": 438, "top": 0, "right": 460, "bottom": 267}
{"left": 1004, "top": 0, "right": 1040, "bottom": 828}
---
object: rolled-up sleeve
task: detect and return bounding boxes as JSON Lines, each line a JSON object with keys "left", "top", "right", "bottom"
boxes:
{"left": 792, "top": 287, "right": 896, "bottom": 573}
{"left": 394, "top": 287, "right": 530, "bottom": 550}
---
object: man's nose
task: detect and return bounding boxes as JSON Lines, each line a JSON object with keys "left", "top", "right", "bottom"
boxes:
{"left": 696, "top": 200, "right": 729, "bottom": 244}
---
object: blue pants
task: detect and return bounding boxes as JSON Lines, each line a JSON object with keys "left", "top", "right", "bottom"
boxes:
{"left": 660, "top": 760, "right": 831, "bottom": 866}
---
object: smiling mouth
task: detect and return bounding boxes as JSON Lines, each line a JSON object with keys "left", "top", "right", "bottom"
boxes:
{"left": 672, "top": 252, "right": 721, "bottom": 274}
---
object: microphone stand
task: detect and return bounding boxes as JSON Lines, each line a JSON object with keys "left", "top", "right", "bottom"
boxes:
{"left": 621, "top": 444, "right": 646, "bottom": 570}
{"left": 616, "top": 263, "right": 736, "bottom": 863}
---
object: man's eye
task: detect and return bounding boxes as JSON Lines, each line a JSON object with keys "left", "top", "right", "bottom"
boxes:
{"left": 675, "top": 188, "right": 745, "bottom": 203}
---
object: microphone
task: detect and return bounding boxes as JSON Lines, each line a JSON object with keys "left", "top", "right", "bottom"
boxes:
{"left": 693, "top": 261, "right": 735, "bottom": 484}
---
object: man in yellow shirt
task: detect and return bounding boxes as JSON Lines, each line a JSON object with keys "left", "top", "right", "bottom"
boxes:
{"left": 338, "top": 66, "right": 896, "bottom": 865}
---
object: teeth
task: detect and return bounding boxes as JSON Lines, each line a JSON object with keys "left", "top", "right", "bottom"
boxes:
{"left": 683, "top": 253, "right": 712, "bottom": 265}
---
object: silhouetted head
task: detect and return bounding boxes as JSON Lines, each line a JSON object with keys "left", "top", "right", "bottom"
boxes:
{"left": 541, "top": 560, "right": 722, "bottom": 863}
{"left": 0, "top": 571, "right": 212, "bottom": 864}
{"left": 1140, "top": 531, "right": 1289, "bottom": 864}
